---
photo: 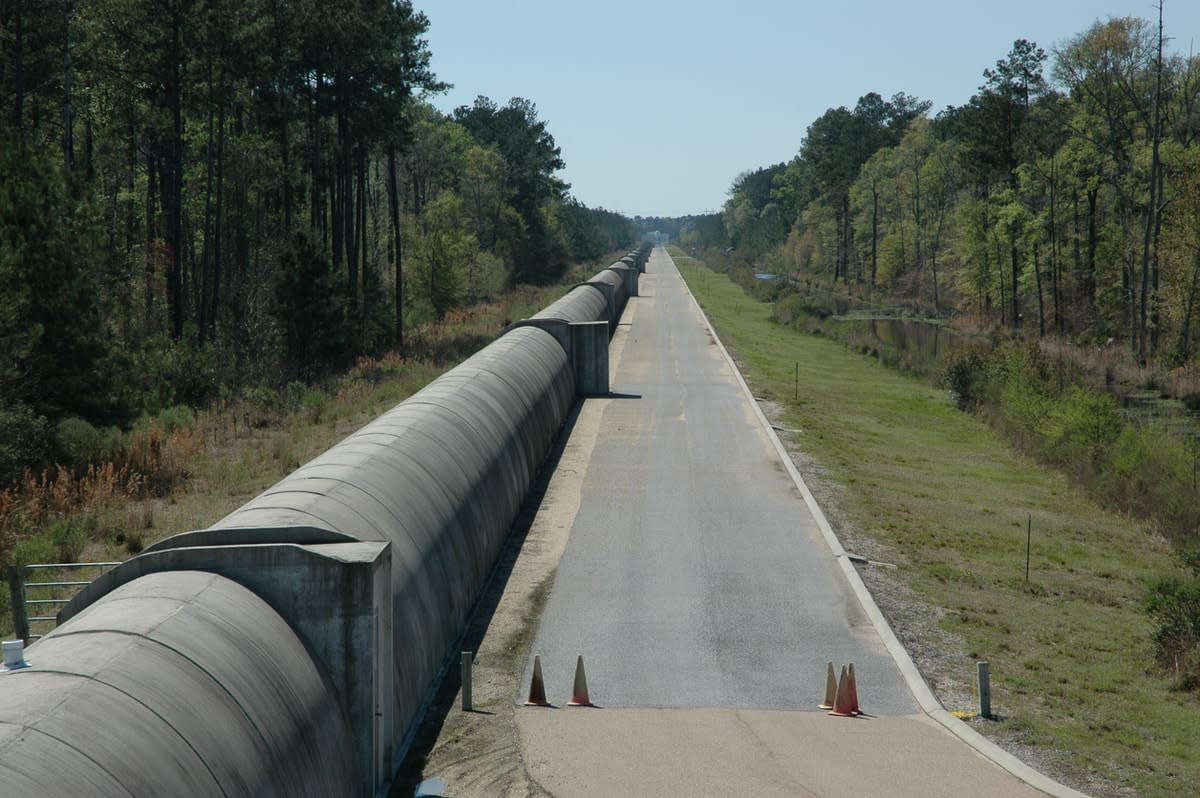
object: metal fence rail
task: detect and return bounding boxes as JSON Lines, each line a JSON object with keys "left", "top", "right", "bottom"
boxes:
{"left": 7, "top": 562, "right": 121, "bottom": 643}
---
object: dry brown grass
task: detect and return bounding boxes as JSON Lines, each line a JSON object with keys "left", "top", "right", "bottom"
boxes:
{"left": 1038, "top": 334, "right": 1200, "bottom": 399}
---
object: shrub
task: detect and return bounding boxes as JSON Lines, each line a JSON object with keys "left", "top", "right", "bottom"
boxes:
{"left": 121, "top": 334, "right": 220, "bottom": 416}
{"left": 0, "top": 403, "right": 50, "bottom": 487}
{"left": 127, "top": 420, "right": 197, "bottom": 496}
{"left": 242, "top": 386, "right": 279, "bottom": 419}
{"left": 117, "top": 527, "right": 145, "bottom": 555}
{"left": 302, "top": 389, "right": 329, "bottom": 425}
{"left": 45, "top": 516, "right": 92, "bottom": 562}
{"left": 1044, "top": 388, "right": 1123, "bottom": 471}
{"left": 10, "top": 534, "right": 55, "bottom": 567}
{"left": 941, "top": 351, "right": 987, "bottom": 409}
{"left": 274, "top": 233, "right": 353, "bottom": 380}
{"left": 1146, "top": 576, "right": 1200, "bottom": 691}
{"left": 54, "top": 417, "right": 123, "bottom": 469}
{"left": 156, "top": 405, "right": 195, "bottom": 433}
{"left": 285, "top": 381, "right": 308, "bottom": 412}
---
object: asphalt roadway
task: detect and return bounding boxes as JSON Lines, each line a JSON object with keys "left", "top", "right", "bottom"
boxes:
{"left": 512, "top": 247, "right": 1065, "bottom": 797}
{"left": 522, "top": 249, "right": 915, "bottom": 713}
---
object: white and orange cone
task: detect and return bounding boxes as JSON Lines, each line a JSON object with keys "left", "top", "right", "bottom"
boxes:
{"left": 829, "top": 662, "right": 861, "bottom": 717}
{"left": 566, "top": 655, "right": 594, "bottom": 707}
{"left": 524, "top": 655, "right": 551, "bottom": 707}
{"left": 818, "top": 661, "right": 837, "bottom": 710}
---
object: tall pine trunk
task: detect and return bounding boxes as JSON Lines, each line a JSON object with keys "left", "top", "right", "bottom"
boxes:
{"left": 1138, "top": 1, "right": 1164, "bottom": 363}
{"left": 145, "top": 156, "right": 157, "bottom": 334}
{"left": 62, "top": 0, "right": 74, "bottom": 171}
{"left": 387, "top": 144, "right": 404, "bottom": 349}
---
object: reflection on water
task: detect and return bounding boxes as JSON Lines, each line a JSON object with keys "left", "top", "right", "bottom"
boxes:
{"left": 828, "top": 315, "right": 975, "bottom": 371}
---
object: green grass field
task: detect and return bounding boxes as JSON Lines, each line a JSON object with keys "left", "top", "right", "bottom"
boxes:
{"left": 672, "top": 248, "right": 1197, "bottom": 797}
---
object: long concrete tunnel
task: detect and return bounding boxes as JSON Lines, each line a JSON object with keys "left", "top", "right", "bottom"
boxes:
{"left": 0, "top": 244, "right": 653, "bottom": 796}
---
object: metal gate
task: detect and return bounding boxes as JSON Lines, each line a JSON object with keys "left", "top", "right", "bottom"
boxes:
{"left": 6, "top": 562, "right": 121, "bottom": 643}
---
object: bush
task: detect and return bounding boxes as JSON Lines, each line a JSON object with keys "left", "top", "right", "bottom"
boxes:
{"left": 156, "top": 404, "right": 194, "bottom": 433}
{"left": 284, "top": 381, "right": 308, "bottom": 412}
{"left": 771, "top": 293, "right": 830, "bottom": 327}
{"left": 941, "top": 351, "right": 987, "bottom": 409}
{"left": 1103, "top": 426, "right": 1198, "bottom": 532}
{"left": 45, "top": 516, "right": 92, "bottom": 562}
{"left": 275, "top": 233, "right": 353, "bottom": 380}
{"left": 1044, "top": 388, "right": 1123, "bottom": 471}
{"left": 108, "top": 332, "right": 221, "bottom": 421}
{"left": 243, "top": 385, "right": 278, "bottom": 413}
{"left": 0, "top": 403, "right": 51, "bottom": 487}
{"left": 54, "top": 417, "right": 123, "bottom": 469}
{"left": 120, "top": 527, "right": 144, "bottom": 555}
{"left": 10, "top": 534, "right": 55, "bottom": 567}
{"left": 127, "top": 419, "right": 197, "bottom": 496}
{"left": 301, "top": 389, "right": 329, "bottom": 425}
{"left": 1146, "top": 576, "right": 1200, "bottom": 691}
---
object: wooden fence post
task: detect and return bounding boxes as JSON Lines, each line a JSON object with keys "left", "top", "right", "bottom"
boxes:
{"left": 7, "top": 565, "right": 29, "bottom": 645}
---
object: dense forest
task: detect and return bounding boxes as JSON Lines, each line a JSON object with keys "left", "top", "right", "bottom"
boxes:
{"left": 0, "top": 0, "right": 635, "bottom": 486}
{"left": 688, "top": 12, "right": 1200, "bottom": 367}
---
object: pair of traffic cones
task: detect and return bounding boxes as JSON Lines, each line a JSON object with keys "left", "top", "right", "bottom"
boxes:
{"left": 524, "top": 655, "right": 594, "bottom": 707}
{"left": 818, "top": 661, "right": 861, "bottom": 716}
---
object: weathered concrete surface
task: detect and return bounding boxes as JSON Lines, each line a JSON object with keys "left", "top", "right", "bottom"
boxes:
{"left": 200, "top": 325, "right": 576, "bottom": 756}
{"left": 609, "top": 262, "right": 639, "bottom": 298}
{"left": 521, "top": 249, "right": 916, "bottom": 712}
{"left": 570, "top": 320, "right": 611, "bottom": 396}
{"left": 512, "top": 247, "right": 1057, "bottom": 797}
{"left": 60, "top": 541, "right": 393, "bottom": 792}
{"left": 0, "top": 572, "right": 355, "bottom": 798}
{"left": 531, "top": 284, "right": 609, "bottom": 328}
{"left": 517, "top": 708, "right": 1044, "bottom": 798}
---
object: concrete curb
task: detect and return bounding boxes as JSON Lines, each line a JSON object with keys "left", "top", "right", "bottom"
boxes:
{"left": 671, "top": 249, "right": 1091, "bottom": 798}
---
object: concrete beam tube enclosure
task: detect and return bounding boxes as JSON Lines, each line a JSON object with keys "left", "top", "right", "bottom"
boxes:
{"left": 5, "top": 257, "right": 638, "bottom": 795}
{"left": 0, "top": 571, "right": 356, "bottom": 797}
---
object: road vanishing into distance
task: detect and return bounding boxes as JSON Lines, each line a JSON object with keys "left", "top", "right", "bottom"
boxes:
{"left": 524, "top": 249, "right": 916, "bottom": 712}
{"left": 505, "top": 248, "right": 1060, "bottom": 797}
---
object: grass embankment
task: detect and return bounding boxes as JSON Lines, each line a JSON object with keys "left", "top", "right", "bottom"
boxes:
{"left": 0, "top": 280, "right": 579, "bottom": 641}
{"left": 672, "top": 248, "right": 1196, "bottom": 798}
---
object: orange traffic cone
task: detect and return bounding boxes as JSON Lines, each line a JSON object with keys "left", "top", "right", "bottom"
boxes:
{"left": 818, "top": 661, "right": 837, "bottom": 710}
{"left": 829, "top": 663, "right": 861, "bottom": 717}
{"left": 846, "top": 662, "right": 861, "bottom": 715}
{"left": 567, "top": 655, "right": 594, "bottom": 707}
{"left": 524, "top": 655, "right": 551, "bottom": 707}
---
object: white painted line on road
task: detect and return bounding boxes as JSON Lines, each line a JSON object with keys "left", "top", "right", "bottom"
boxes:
{"left": 672, "top": 249, "right": 1091, "bottom": 798}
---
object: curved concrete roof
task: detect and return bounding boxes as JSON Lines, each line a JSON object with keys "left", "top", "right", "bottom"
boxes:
{"left": 208, "top": 324, "right": 574, "bottom": 728}
{"left": 0, "top": 571, "right": 354, "bottom": 797}
{"left": 532, "top": 284, "right": 609, "bottom": 325}
{"left": 590, "top": 268, "right": 629, "bottom": 329}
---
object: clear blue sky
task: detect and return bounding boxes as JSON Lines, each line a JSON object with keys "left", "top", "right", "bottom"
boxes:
{"left": 420, "top": 1, "right": 1199, "bottom": 218}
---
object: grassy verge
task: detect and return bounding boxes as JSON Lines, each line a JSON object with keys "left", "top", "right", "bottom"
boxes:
{"left": 672, "top": 247, "right": 1196, "bottom": 798}
{"left": 1, "top": 276, "right": 586, "bottom": 641}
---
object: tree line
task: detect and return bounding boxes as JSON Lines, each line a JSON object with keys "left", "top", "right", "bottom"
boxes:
{"left": 0, "top": 0, "right": 635, "bottom": 483}
{"left": 699, "top": 7, "right": 1200, "bottom": 367}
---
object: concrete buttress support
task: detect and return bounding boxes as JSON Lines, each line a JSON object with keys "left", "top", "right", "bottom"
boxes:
{"left": 58, "top": 542, "right": 394, "bottom": 796}
{"left": 570, "top": 321, "right": 610, "bottom": 396}
{"left": 611, "top": 264, "right": 639, "bottom": 298}
{"left": 585, "top": 280, "right": 616, "bottom": 327}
